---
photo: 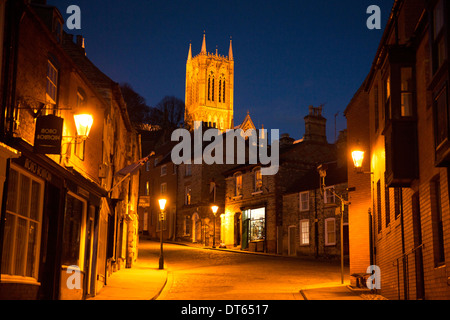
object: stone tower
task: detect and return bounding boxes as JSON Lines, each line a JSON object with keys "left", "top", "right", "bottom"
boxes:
{"left": 185, "top": 33, "right": 234, "bottom": 131}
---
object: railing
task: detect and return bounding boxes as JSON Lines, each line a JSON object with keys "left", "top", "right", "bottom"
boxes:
{"left": 392, "top": 243, "right": 424, "bottom": 300}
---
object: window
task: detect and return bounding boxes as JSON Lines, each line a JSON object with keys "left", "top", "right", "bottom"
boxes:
{"left": 325, "top": 218, "right": 336, "bottom": 246}
{"left": 212, "top": 77, "right": 215, "bottom": 102}
{"left": 1, "top": 167, "right": 44, "bottom": 280}
{"left": 46, "top": 60, "right": 58, "bottom": 104}
{"left": 185, "top": 186, "right": 192, "bottom": 205}
{"left": 385, "top": 184, "right": 391, "bottom": 228}
{"left": 145, "top": 181, "right": 150, "bottom": 196}
{"left": 384, "top": 73, "right": 391, "bottom": 121}
{"left": 219, "top": 79, "right": 222, "bottom": 103}
{"left": 299, "top": 191, "right": 309, "bottom": 211}
{"left": 61, "top": 193, "right": 87, "bottom": 270}
{"left": 160, "top": 183, "right": 167, "bottom": 196}
{"left": 431, "top": 176, "right": 445, "bottom": 266}
{"left": 254, "top": 168, "right": 262, "bottom": 192}
{"left": 374, "top": 85, "right": 379, "bottom": 131}
{"left": 146, "top": 161, "right": 150, "bottom": 171}
{"left": 324, "top": 186, "right": 335, "bottom": 204}
{"left": 300, "top": 220, "right": 310, "bottom": 245}
{"left": 184, "top": 216, "right": 191, "bottom": 236}
{"left": 208, "top": 77, "right": 211, "bottom": 101}
{"left": 223, "top": 80, "right": 226, "bottom": 103}
{"left": 400, "top": 67, "right": 413, "bottom": 117}
{"left": 394, "top": 188, "right": 401, "bottom": 219}
{"left": 235, "top": 174, "right": 243, "bottom": 196}
{"left": 185, "top": 164, "right": 192, "bottom": 176}
{"left": 243, "top": 208, "right": 265, "bottom": 241}
{"left": 434, "top": 84, "right": 448, "bottom": 148}
{"left": 74, "top": 91, "right": 86, "bottom": 160}
{"left": 161, "top": 165, "right": 167, "bottom": 176}
{"left": 154, "top": 158, "right": 159, "bottom": 167}
{"left": 377, "top": 180, "right": 382, "bottom": 233}
{"left": 432, "top": 0, "right": 446, "bottom": 73}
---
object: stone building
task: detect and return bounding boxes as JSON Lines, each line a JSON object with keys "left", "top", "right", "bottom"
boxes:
{"left": 345, "top": 0, "right": 450, "bottom": 300}
{"left": 222, "top": 106, "right": 338, "bottom": 254}
{"left": 0, "top": 0, "right": 140, "bottom": 300}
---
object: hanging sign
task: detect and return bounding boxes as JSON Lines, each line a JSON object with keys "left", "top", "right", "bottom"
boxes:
{"left": 33, "top": 115, "right": 64, "bottom": 154}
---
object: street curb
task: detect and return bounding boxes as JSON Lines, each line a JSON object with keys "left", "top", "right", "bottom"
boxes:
{"left": 150, "top": 270, "right": 169, "bottom": 300}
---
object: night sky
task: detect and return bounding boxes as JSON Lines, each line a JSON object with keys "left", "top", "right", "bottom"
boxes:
{"left": 51, "top": 0, "right": 394, "bottom": 142}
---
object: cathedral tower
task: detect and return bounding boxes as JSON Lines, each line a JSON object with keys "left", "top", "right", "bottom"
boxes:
{"left": 185, "top": 33, "right": 234, "bottom": 131}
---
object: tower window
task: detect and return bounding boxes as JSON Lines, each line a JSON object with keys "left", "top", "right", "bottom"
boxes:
{"left": 212, "top": 77, "right": 215, "bottom": 102}
{"left": 223, "top": 80, "right": 226, "bottom": 103}
{"left": 208, "top": 77, "right": 211, "bottom": 101}
{"left": 219, "top": 80, "right": 222, "bottom": 103}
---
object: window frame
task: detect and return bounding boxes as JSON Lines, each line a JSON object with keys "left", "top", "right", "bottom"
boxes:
{"left": 323, "top": 186, "right": 335, "bottom": 204}
{"left": 299, "top": 219, "right": 310, "bottom": 246}
{"left": 1, "top": 165, "right": 45, "bottom": 281}
{"left": 299, "top": 191, "right": 310, "bottom": 212}
{"left": 325, "top": 218, "right": 336, "bottom": 246}
{"left": 235, "top": 173, "right": 243, "bottom": 197}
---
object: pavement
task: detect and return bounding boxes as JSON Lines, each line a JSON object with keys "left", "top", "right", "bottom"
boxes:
{"left": 88, "top": 239, "right": 387, "bottom": 301}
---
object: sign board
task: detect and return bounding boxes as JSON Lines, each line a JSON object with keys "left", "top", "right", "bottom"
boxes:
{"left": 34, "top": 115, "right": 64, "bottom": 154}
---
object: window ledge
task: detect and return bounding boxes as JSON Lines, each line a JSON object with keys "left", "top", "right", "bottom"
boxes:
{"left": 251, "top": 190, "right": 263, "bottom": 196}
{"left": 0, "top": 275, "right": 41, "bottom": 286}
{"left": 233, "top": 195, "right": 243, "bottom": 200}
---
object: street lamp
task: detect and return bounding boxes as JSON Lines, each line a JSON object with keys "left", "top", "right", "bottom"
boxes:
{"left": 317, "top": 164, "right": 348, "bottom": 285}
{"left": 158, "top": 198, "right": 167, "bottom": 270}
{"left": 211, "top": 205, "right": 219, "bottom": 248}
{"left": 74, "top": 114, "right": 94, "bottom": 140}
{"left": 351, "top": 150, "right": 373, "bottom": 174}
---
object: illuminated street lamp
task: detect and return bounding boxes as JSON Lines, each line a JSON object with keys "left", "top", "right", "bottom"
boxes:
{"left": 158, "top": 198, "right": 167, "bottom": 270}
{"left": 211, "top": 205, "right": 219, "bottom": 248}
{"left": 351, "top": 150, "right": 373, "bottom": 174}
{"left": 74, "top": 114, "right": 94, "bottom": 140}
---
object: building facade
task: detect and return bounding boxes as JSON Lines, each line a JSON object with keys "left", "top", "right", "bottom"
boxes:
{"left": 0, "top": 1, "right": 140, "bottom": 300}
{"left": 346, "top": 0, "right": 450, "bottom": 300}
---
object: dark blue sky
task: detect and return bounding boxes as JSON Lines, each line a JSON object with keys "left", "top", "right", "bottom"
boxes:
{"left": 52, "top": 0, "right": 394, "bottom": 142}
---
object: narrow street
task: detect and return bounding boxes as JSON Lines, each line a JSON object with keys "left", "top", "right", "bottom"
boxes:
{"left": 137, "top": 240, "right": 349, "bottom": 300}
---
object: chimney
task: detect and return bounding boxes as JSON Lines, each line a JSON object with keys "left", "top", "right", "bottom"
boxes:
{"left": 76, "top": 35, "right": 85, "bottom": 48}
{"left": 303, "top": 105, "right": 327, "bottom": 143}
{"left": 280, "top": 133, "right": 295, "bottom": 147}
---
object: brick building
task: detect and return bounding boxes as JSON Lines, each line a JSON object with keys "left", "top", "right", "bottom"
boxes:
{"left": 345, "top": 0, "right": 450, "bottom": 300}
{"left": 0, "top": 1, "right": 140, "bottom": 300}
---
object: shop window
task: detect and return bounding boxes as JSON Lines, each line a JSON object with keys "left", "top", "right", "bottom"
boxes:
{"left": 299, "top": 191, "right": 309, "bottom": 211}
{"left": 243, "top": 208, "right": 265, "bottom": 241}
{"left": 325, "top": 218, "right": 336, "bottom": 246}
{"left": 1, "top": 166, "right": 44, "bottom": 280}
{"left": 300, "top": 220, "right": 310, "bottom": 245}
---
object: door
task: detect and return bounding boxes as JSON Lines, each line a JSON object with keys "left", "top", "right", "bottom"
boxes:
{"left": 84, "top": 206, "right": 95, "bottom": 297}
{"left": 242, "top": 219, "right": 249, "bottom": 250}
{"left": 288, "top": 226, "right": 296, "bottom": 256}
{"left": 234, "top": 213, "right": 241, "bottom": 247}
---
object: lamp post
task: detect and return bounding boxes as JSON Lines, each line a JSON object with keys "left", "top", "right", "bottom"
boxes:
{"left": 211, "top": 205, "right": 219, "bottom": 248}
{"left": 158, "top": 198, "right": 167, "bottom": 270}
{"left": 318, "top": 164, "right": 347, "bottom": 285}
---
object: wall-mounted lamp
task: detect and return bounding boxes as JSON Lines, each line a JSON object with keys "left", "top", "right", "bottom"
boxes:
{"left": 351, "top": 150, "right": 373, "bottom": 174}
{"left": 74, "top": 114, "right": 94, "bottom": 140}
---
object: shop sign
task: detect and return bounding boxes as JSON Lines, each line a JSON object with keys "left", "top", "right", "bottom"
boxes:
{"left": 34, "top": 115, "right": 64, "bottom": 154}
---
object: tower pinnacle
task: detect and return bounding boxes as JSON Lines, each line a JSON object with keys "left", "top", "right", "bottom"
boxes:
{"left": 229, "top": 37, "right": 233, "bottom": 60}
{"left": 201, "top": 31, "right": 207, "bottom": 54}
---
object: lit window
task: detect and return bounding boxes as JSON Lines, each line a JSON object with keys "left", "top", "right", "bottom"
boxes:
{"left": 325, "top": 218, "right": 336, "bottom": 246}
{"left": 300, "top": 220, "right": 310, "bottom": 245}
{"left": 223, "top": 80, "right": 226, "bottom": 103}
{"left": 299, "top": 191, "right": 309, "bottom": 211}
{"left": 146, "top": 181, "right": 150, "bottom": 196}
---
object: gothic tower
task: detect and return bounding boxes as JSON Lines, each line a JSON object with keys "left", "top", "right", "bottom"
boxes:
{"left": 185, "top": 33, "right": 234, "bottom": 131}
